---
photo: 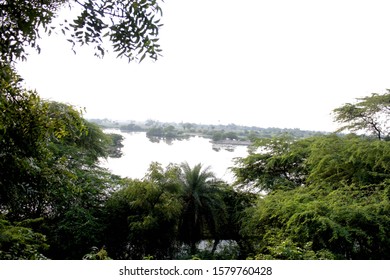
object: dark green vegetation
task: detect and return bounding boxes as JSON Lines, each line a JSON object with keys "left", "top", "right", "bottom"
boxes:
{"left": 1, "top": 0, "right": 390, "bottom": 260}
{"left": 234, "top": 133, "right": 390, "bottom": 259}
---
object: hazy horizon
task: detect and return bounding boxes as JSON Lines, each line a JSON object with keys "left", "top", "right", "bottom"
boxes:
{"left": 91, "top": 116, "right": 333, "bottom": 133}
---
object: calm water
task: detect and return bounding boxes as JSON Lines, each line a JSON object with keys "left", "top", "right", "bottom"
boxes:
{"left": 101, "top": 131, "right": 249, "bottom": 182}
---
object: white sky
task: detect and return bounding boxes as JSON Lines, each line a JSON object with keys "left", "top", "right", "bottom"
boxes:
{"left": 16, "top": 0, "right": 390, "bottom": 132}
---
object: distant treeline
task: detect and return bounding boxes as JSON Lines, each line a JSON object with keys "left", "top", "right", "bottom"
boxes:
{"left": 89, "top": 119, "right": 325, "bottom": 142}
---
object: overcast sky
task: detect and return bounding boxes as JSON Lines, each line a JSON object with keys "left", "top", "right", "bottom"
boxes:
{"left": 16, "top": 0, "right": 390, "bottom": 132}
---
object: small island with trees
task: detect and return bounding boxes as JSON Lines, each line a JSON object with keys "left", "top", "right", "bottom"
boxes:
{"left": 90, "top": 117, "right": 324, "bottom": 147}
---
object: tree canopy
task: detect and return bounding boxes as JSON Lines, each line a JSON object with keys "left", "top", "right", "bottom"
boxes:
{"left": 177, "top": 162, "right": 226, "bottom": 254}
{"left": 333, "top": 90, "right": 390, "bottom": 140}
{"left": 234, "top": 133, "right": 390, "bottom": 259}
{"left": 0, "top": 63, "right": 121, "bottom": 258}
{"left": 232, "top": 135, "right": 312, "bottom": 192}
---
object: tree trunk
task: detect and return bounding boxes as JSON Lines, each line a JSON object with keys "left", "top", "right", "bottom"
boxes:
{"left": 211, "top": 239, "right": 220, "bottom": 255}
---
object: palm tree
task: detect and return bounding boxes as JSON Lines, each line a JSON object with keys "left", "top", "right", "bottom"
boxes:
{"left": 178, "top": 162, "right": 226, "bottom": 254}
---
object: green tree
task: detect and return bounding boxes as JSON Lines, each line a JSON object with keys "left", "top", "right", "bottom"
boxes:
{"left": 0, "top": 64, "right": 60, "bottom": 219}
{"left": 106, "top": 133, "right": 124, "bottom": 157}
{"left": 178, "top": 162, "right": 226, "bottom": 254}
{"left": 82, "top": 247, "right": 112, "bottom": 260}
{"left": 36, "top": 109, "right": 120, "bottom": 259}
{"left": 182, "top": 123, "right": 194, "bottom": 131}
{"left": 307, "top": 134, "right": 390, "bottom": 186}
{"left": 333, "top": 91, "right": 390, "bottom": 140}
{"left": 1, "top": 0, "right": 163, "bottom": 63}
{"left": 224, "top": 131, "right": 239, "bottom": 140}
{"left": 212, "top": 131, "right": 224, "bottom": 142}
{"left": 1, "top": 63, "right": 122, "bottom": 259}
{"left": 217, "top": 186, "right": 256, "bottom": 259}
{"left": 0, "top": 216, "right": 49, "bottom": 260}
{"left": 0, "top": 0, "right": 65, "bottom": 62}
{"left": 237, "top": 134, "right": 390, "bottom": 259}
{"left": 0, "top": 70, "right": 112, "bottom": 220}
{"left": 242, "top": 179, "right": 390, "bottom": 259}
{"left": 103, "top": 163, "right": 182, "bottom": 259}
{"left": 119, "top": 123, "right": 143, "bottom": 132}
{"left": 232, "top": 135, "right": 312, "bottom": 192}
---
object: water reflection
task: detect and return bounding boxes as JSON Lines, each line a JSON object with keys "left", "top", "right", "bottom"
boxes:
{"left": 101, "top": 131, "right": 249, "bottom": 182}
{"left": 212, "top": 143, "right": 238, "bottom": 152}
{"left": 146, "top": 135, "right": 190, "bottom": 145}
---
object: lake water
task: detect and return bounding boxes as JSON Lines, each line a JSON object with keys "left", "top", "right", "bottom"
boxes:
{"left": 100, "top": 131, "right": 249, "bottom": 182}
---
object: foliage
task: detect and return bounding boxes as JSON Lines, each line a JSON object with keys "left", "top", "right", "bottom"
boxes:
{"left": 0, "top": 0, "right": 65, "bottom": 62}
{"left": 105, "top": 133, "right": 124, "bottom": 158}
{"left": 103, "top": 163, "right": 182, "bottom": 259}
{"left": 177, "top": 240, "right": 241, "bottom": 260}
{"left": 307, "top": 134, "right": 390, "bottom": 186}
{"left": 177, "top": 162, "right": 227, "bottom": 254}
{"left": 119, "top": 123, "right": 144, "bottom": 132}
{"left": 211, "top": 130, "right": 240, "bottom": 142}
{"left": 0, "top": 66, "right": 113, "bottom": 220}
{"left": 146, "top": 125, "right": 184, "bottom": 140}
{"left": 237, "top": 133, "right": 390, "bottom": 259}
{"left": 232, "top": 135, "right": 313, "bottom": 192}
{"left": 47, "top": 202, "right": 105, "bottom": 259}
{"left": 333, "top": 90, "right": 390, "bottom": 140}
{"left": 0, "top": 63, "right": 59, "bottom": 219}
{"left": 0, "top": 216, "right": 49, "bottom": 259}
{"left": 102, "top": 162, "right": 250, "bottom": 259}
{"left": 0, "top": 0, "right": 164, "bottom": 63}
{"left": 217, "top": 186, "right": 257, "bottom": 259}
{"left": 242, "top": 180, "right": 390, "bottom": 259}
{"left": 1, "top": 63, "right": 121, "bottom": 259}
{"left": 250, "top": 236, "right": 335, "bottom": 260}
{"left": 82, "top": 246, "right": 112, "bottom": 260}
{"left": 0, "top": 64, "right": 50, "bottom": 160}
{"left": 235, "top": 102, "right": 390, "bottom": 259}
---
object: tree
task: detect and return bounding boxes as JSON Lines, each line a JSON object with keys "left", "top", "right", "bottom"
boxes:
{"left": 0, "top": 67, "right": 112, "bottom": 220}
{"left": 0, "top": 64, "right": 58, "bottom": 219}
{"left": 1, "top": 63, "right": 122, "bottom": 259}
{"left": 124, "top": 179, "right": 180, "bottom": 259}
{"left": 233, "top": 102, "right": 390, "bottom": 259}
{"left": 177, "top": 162, "right": 226, "bottom": 254}
{"left": 232, "top": 135, "right": 312, "bottom": 192}
{"left": 307, "top": 134, "right": 390, "bottom": 186}
{"left": 237, "top": 134, "right": 390, "bottom": 259}
{"left": 217, "top": 186, "right": 256, "bottom": 259}
{"left": 242, "top": 179, "right": 390, "bottom": 259}
{"left": 0, "top": 0, "right": 163, "bottom": 63}
{"left": 0, "top": 0, "right": 65, "bottom": 62}
{"left": 0, "top": 216, "right": 49, "bottom": 260}
{"left": 103, "top": 163, "right": 182, "bottom": 259}
{"left": 333, "top": 91, "right": 390, "bottom": 140}
{"left": 106, "top": 133, "right": 124, "bottom": 157}
{"left": 211, "top": 131, "right": 224, "bottom": 142}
